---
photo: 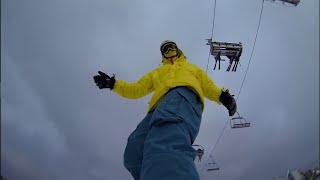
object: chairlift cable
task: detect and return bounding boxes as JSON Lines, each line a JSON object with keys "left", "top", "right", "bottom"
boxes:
{"left": 198, "top": 117, "right": 228, "bottom": 176}
{"left": 205, "top": 52, "right": 211, "bottom": 73}
{"left": 236, "top": 0, "right": 265, "bottom": 102}
{"left": 208, "top": 0, "right": 265, "bottom": 156}
{"left": 206, "top": 0, "right": 217, "bottom": 73}
{"left": 201, "top": 0, "right": 265, "bottom": 175}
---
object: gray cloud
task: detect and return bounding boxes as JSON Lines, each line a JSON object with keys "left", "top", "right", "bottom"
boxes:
{"left": 2, "top": 0, "right": 319, "bottom": 180}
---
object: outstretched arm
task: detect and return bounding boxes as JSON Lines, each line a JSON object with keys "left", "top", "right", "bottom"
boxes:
{"left": 198, "top": 69, "right": 222, "bottom": 103}
{"left": 198, "top": 68, "right": 236, "bottom": 116}
{"left": 94, "top": 70, "right": 154, "bottom": 99}
{"left": 112, "top": 71, "right": 154, "bottom": 99}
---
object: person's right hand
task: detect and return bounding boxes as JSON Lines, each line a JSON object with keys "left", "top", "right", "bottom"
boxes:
{"left": 93, "top": 71, "right": 115, "bottom": 89}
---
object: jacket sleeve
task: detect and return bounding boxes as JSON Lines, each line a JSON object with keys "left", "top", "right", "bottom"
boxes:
{"left": 112, "top": 71, "right": 154, "bottom": 99}
{"left": 198, "top": 68, "right": 222, "bottom": 104}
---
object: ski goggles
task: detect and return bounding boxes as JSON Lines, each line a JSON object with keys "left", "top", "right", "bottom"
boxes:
{"left": 161, "top": 42, "right": 178, "bottom": 55}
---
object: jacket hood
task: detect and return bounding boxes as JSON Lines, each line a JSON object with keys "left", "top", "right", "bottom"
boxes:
{"left": 161, "top": 49, "right": 187, "bottom": 64}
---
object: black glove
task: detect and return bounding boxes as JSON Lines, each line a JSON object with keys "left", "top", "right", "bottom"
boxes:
{"left": 219, "top": 89, "right": 237, "bottom": 116}
{"left": 93, "top": 71, "right": 115, "bottom": 89}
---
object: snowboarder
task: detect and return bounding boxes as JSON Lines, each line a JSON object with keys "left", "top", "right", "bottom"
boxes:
{"left": 93, "top": 40, "right": 237, "bottom": 180}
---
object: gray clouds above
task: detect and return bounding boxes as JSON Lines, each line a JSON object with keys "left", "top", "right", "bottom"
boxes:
{"left": 1, "top": 0, "right": 319, "bottom": 180}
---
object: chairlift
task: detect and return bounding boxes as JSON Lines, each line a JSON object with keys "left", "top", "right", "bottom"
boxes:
{"left": 206, "top": 155, "right": 220, "bottom": 171}
{"left": 192, "top": 144, "right": 204, "bottom": 162}
{"left": 265, "top": 0, "right": 300, "bottom": 6}
{"left": 230, "top": 112, "right": 251, "bottom": 129}
{"left": 206, "top": 39, "right": 243, "bottom": 72}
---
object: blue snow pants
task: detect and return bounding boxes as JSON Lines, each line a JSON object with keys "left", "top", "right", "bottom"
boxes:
{"left": 123, "top": 87, "right": 203, "bottom": 180}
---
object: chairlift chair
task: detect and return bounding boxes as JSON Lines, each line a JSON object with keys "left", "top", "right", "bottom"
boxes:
{"left": 192, "top": 144, "right": 205, "bottom": 162}
{"left": 230, "top": 112, "right": 251, "bottom": 129}
{"left": 265, "top": 0, "right": 300, "bottom": 6}
{"left": 206, "top": 155, "right": 220, "bottom": 171}
{"left": 206, "top": 39, "right": 243, "bottom": 72}
{"left": 207, "top": 163, "right": 220, "bottom": 171}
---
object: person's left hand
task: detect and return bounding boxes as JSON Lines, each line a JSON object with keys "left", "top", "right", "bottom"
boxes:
{"left": 219, "top": 89, "right": 237, "bottom": 116}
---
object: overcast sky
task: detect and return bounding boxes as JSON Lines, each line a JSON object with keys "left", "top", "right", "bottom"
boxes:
{"left": 1, "top": 0, "right": 319, "bottom": 180}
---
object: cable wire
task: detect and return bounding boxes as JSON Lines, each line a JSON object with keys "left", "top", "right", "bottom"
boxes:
{"left": 210, "top": 0, "right": 217, "bottom": 38}
{"left": 201, "top": 0, "right": 265, "bottom": 176}
{"left": 199, "top": 119, "right": 229, "bottom": 177}
{"left": 236, "top": 0, "right": 265, "bottom": 101}
{"left": 206, "top": 0, "right": 217, "bottom": 73}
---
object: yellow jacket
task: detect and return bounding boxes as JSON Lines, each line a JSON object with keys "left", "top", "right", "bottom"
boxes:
{"left": 113, "top": 51, "right": 222, "bottom": 112}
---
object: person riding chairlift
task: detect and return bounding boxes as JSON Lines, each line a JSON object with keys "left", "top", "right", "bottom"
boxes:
{"left": 93, "top": 40, "right": 236, "bottom": 180}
